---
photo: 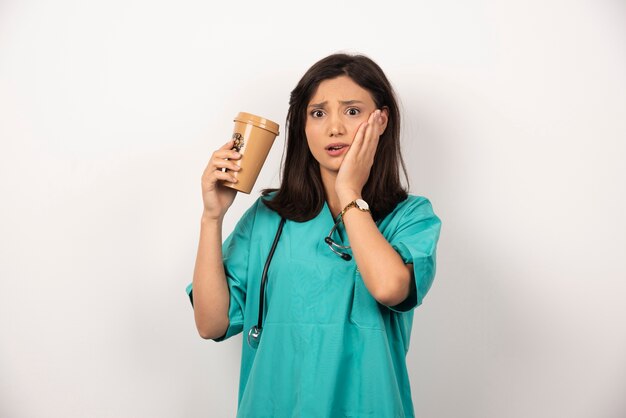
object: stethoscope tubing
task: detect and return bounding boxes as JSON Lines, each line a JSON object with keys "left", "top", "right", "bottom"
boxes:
{"left": 255, "top": 217, "right": 286, "bottom": 332}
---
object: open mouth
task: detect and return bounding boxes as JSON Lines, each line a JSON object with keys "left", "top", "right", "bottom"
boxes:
{"left": 325, "top": 143, "right": 349, "bottom": 157}
{"left": 326, "top": 143, "right": 348, "bottom": 151}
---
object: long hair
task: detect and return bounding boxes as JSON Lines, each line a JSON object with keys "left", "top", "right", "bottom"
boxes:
{"left": 262, "top": 53, "right": 408, "bottom": 222}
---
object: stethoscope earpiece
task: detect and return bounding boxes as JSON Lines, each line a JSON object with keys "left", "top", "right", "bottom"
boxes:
{"left": 325, "top": 217, "right": 353, "bottom": 261}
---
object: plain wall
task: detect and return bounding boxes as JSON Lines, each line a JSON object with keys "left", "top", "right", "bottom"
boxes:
{"left": 1, "top": 0, "right": 625, "bottom": 417}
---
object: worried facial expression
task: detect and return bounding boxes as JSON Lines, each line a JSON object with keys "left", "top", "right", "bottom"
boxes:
{"left": 305, "top": 76, "right": 385, "bottom": 177}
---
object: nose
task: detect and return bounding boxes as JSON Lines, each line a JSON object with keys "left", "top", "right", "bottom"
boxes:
{"left": 328, "top": 114, "right": 346, "bottom": 137}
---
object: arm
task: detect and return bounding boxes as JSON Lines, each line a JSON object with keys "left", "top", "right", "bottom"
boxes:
{"left": 191, "top": 139, "right": 242, "bottom": 339}
{"left": 333, "top": 109, "right": 413, "bottom": 306}
{"left": 338, "top": 193, "right": 414, "bottom": 307}
{"left": 191, "top": 216, "right": 230, "bottom": 339}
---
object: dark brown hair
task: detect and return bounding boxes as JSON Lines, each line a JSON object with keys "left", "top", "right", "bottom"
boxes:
{"left": 262, "top": 53, "right": 408, "bottom": 222}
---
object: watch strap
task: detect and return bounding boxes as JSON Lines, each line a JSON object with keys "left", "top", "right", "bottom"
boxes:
{"left": 339, "top": 199, "right": 370, "bottom": 219}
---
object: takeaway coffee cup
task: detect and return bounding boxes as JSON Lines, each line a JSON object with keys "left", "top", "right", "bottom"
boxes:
{"left": 222, "top": 112, "right": 280, "bottom": 194}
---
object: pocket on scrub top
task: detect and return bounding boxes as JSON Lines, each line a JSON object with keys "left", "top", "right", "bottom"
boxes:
{"left": 348, "top": 272, "right": 384, "bottom": 330}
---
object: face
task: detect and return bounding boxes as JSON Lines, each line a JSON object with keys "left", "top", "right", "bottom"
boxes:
{"left": 305, "top": 75, "right": 387, "bottom": 178}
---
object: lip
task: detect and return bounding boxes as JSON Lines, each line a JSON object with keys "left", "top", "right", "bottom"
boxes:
{"left": 325, "top": 143, "right": 349, "bottom": 157}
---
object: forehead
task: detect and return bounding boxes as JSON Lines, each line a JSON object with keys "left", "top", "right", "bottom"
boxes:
{"left": 308, "top": 76, "right": 375, "bottom": 104}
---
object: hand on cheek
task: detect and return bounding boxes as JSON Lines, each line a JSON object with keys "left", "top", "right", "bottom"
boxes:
{"left": 335, "top": 109, "right": 384, "bottom": 201}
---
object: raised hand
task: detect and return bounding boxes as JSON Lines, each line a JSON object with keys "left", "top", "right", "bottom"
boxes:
{"left": 335, "top": 109, "right": 386, "bottom": 201}
{"left": 200, "top": 139, "right": 241, "bottom": 220}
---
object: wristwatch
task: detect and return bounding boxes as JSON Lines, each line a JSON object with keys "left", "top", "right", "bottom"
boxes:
{"left": 339, "top": 198, "right": 370, "bottom": 219}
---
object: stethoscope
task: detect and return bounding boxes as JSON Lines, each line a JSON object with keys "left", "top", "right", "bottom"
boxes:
{"left": 247, "top": 214, "right": 353, "bottom": 349}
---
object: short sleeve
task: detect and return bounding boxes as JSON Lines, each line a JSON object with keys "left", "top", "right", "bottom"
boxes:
{"left": 185, "top": 201, "right": 258, "bottom": 342}
{"left": 385, "top": 197, "right": 442, "bottom": 313}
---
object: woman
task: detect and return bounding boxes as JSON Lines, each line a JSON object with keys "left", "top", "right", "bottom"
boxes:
{"left": 187, "top": 53, "right": 442, "bottom": 417}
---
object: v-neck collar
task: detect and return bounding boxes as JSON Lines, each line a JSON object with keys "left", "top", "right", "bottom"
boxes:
{"left": 321, "top": 200, "right": 347, "bottom": 244}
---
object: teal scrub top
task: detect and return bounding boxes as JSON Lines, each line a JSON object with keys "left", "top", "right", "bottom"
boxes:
{"left": 187, "top": 194, "right": 442, "bottom": 418}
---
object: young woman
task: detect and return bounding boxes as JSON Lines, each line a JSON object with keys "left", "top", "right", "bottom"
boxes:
{"left": 187, "top": 53, "right": 442, "bottom": 417}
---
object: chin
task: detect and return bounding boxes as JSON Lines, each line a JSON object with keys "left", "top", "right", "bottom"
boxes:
{"left": 320, "top": 162, "right": 343, "bottom": 175}
{"left": 314, "top": 153, "right": 346, "bottom": 175}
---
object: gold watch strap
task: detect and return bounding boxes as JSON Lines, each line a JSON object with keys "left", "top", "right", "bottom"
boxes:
{"left": 339, "top": 199, "right": 370, "bottom": 219}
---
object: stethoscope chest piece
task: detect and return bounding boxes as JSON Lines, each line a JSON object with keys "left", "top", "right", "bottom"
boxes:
{"left": 247, "top": 325, "right": 262, "bottom": 349}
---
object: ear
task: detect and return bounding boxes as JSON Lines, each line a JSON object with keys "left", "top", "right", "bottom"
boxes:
{"left": 379, "top": 107, "right": 390, "bottom": 135}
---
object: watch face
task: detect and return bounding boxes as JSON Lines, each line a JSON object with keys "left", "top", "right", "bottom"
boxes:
{"left": 355, "top": 198, "right": 369, "bottom": 211}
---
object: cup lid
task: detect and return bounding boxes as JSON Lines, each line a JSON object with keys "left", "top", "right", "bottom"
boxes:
{"left": 234, "top": 112, "right": 280, "bottom": 136}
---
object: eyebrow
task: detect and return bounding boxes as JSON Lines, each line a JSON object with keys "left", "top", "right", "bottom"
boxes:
{"left": 307, "top": 100, "right": 365, "bottom": 108}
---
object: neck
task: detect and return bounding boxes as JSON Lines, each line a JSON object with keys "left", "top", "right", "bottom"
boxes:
{"left": 320, "top": 170, "right": 342, "bottom": 218}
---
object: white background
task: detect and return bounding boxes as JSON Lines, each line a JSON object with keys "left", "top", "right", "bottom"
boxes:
{"left": 1, "top": 0, "right": 625, "bottom": 417}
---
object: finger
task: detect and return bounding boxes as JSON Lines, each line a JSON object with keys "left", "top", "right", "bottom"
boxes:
{"left": 219, "top": 139, "right": 235, "bottom": 150}
{"left": 204, "top": 155, "right": 240, "bottom": 176}
{"left": 369, "top": 109, "right": 383, "bottom": 139}
{"left": 358, "top": 112, "right": 380, "bottom": 158}
{"left": 351, "top": 120, "right": 369, "bottom": 149}
{"left": 349, "top": 109, "right": 381, "bottom": 159}
{"left": 365, "top": 125, "right": 381, "bottom": 161}
{"left": 213, "top": 149, "right": 242, "bottom": 160}
{"left": 369, "top": 109, "right": 379, "bottom": 123}
{"left": 202, "top": 167, "right": 237, "bottom": 188}
{"left": 361, "top": 133, "right": 379, "bottom": 164}
{"left": 211, "top": 169, "right": 238, "bottom": 184}
{"left": 344, "top": 123, "right": 366, "bottom": 162}
{"left": 212, "top": 159, "right": 241, "bottom": 172}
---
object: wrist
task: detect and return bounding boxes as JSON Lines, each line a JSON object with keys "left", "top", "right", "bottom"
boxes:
{"left": 201, "top": 211, "right": 224, "bottom": 226}
{"left": 336, "top": 190, "right": 361, "bottom": 207}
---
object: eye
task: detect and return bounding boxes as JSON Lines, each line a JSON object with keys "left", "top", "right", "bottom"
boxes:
{"left": 346, "top": 107, "right": 360, "bottom": 116}
{"left": 310, "top": 109, "right": 325, "bottom": 118}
